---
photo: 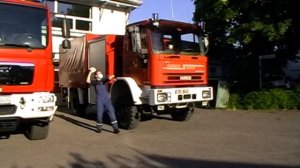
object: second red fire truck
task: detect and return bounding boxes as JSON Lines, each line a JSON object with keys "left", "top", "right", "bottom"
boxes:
{"left": 59, "top": 15, "right": 213, "bottom": 129}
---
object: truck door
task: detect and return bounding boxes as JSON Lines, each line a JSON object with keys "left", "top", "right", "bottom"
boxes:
{"left": 88, "top": 37, "right": 106, "bottom": 104}
{"left": 123, "top": 26, "right": 149, "bottom": 85}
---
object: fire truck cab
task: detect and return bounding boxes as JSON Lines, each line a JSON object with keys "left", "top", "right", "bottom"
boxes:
{"left": 0, "top": 0, "right": 57, "bottom": 140}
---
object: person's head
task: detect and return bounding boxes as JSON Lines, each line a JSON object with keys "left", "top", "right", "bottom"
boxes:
{"left": 94, "top": 70, "right": 103, "bottom": 79}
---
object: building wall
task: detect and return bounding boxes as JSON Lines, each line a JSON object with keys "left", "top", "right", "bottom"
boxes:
{"left": 43, "top": 0, "right": 141, "bottom": 61}
{"left": 284, "top": 56, "right": 300, "bottom": 80}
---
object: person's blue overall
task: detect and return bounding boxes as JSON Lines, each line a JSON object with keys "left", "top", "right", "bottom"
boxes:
{"left": 91, "top": 77, "right": 119, "bottom": 133}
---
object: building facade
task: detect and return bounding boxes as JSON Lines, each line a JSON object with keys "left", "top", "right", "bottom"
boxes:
{"left": 43, "top": 0, "right": 142, "bottom": 61}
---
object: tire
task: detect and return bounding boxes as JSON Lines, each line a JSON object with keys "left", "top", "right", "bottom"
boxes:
{"left": 115, "top": 97, "right": 140, "bottom": 129}
{"left": 26, "top": 122, "right": 49, "bottom": 140}
{"left": 141, "top": 113, "right": 153, "bottom": 121}
{"left": 70, "top": 89, "right": 87, "bottom": 116}
{"left": 140, "top": 105, "right": 153, "bottom": 121}
{"left": 171, "top": 103, "right": 194, "bottom": 121}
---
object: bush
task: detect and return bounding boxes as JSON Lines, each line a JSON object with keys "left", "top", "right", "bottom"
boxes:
{"left": 226, "top": 93, "right": 241, "bottom": 110}
{"left": 227, "top": 88, "right": 300, "bottom": 110}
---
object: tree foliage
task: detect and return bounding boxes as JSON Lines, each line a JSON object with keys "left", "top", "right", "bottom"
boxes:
{"left": 194, "top": 0, "right": 299, "bottom": 49}
{"left": 193, "top": 0, "right": 300, "bottom": 92}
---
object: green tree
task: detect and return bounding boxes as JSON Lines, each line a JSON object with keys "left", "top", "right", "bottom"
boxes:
{"left": 193, "top": 0, "right": 300, "bottom": 93}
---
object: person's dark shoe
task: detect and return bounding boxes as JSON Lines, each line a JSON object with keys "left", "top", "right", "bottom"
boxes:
{"left": 96, "top": 125, "right": 102, "bottom": 133}
{"left": 113, "top": 129, "right": 120, "bottom": 134}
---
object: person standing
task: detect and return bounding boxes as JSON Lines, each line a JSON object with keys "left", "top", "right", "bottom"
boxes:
{"left": 86, "top": 67, "right": 119, "bottom": 134}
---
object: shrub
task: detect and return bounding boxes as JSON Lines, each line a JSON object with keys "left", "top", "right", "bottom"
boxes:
{"left": 226, "top": 93, "right": 241, "bottom": 110}
{"left": 227, "top": 88, "right": 300, "bottom": 110}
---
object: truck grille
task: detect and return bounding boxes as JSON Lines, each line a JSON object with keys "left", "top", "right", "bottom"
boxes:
{"left": 164, "top": 73, "right": 205, "bottom": 83}
{"left": 0, "top": 118, "right": 19, "bottom": 132}
{"left": 0, "top": 63, "right": 34, "bottom": 85}
{"left": 0, "top": 105, "right": 17, "bottom": 115}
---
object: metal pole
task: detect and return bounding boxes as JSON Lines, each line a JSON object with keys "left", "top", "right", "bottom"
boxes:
{"left": 169, "top": 0, "right": 175, "bottom": 20}
{"left": 67, "top": 87, "right": 70, "bottom": 108}
{"left": 259, "top": 56, "right": 262, "bottom": 89}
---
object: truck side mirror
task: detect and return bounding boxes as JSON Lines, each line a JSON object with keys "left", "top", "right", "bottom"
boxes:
{"left": 61, "top": 18, "right": 70, "bottom": 38}
{"left": 62, "top": 39, "right": 71, "bottom": 49}
{"left": 61, "top": 18, "right": 71, "bottom": 49}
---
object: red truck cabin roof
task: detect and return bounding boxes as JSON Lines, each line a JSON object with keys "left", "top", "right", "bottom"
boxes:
{"left": 0, "top": 0, "right": 48, "bottom": 9}
{"left": 128, "top": 19, "right": 201, "bottom": 33}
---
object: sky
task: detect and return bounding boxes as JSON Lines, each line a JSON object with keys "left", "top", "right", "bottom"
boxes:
{"left": 129, "top": 0, "right": 195, "bottom": 24}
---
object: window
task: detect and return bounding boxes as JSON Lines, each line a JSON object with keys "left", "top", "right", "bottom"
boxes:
{"left": 52, "top": 17, "right": 73, "bottom": 29}
{"left": 128, "top": 26, "right": 147, "bottom": 53}
{"left": 140, "top": 28, "right": 147, "bottom": 50}
{"left": 57, "top": 2, "right": 90, "bottom": 18}
{"left": 76, "top": 20, "right": 91, "bottom": 31}
{"left": 180, "top": 33, "right": 200, "bottom": 54}
{"left": 43, "top": 0, "right": 54, "bottom": 13}
{"left": 44, "top": 0, "right": 90, "bottom": 17}
{"left": 0, "top": 3, "right": 48, "bottom": 48}
{"left": 151, "top": 29, "right": 201, "bottom": 55}
{"left": 44, "top": 0, "right": 92, "bottom": 31}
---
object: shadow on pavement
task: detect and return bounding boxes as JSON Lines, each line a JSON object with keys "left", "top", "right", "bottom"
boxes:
{"left": 59, "top": 149, "right": 300, "bottom": 168}
{"left": 55, "top": 113, "right": 97, "bottom": 133}
{"left": 55, "top": 113, "right": 114, "bottom": 133}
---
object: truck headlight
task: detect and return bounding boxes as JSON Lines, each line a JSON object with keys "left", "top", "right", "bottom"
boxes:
{"left": 202, "top": 90, "right": 212, "bottom": 99}
{"left": 39, "top": 95, "right": 56, "bottom": 103}
{"left": 157, "top": 93, "right": 169, "bottom": 102}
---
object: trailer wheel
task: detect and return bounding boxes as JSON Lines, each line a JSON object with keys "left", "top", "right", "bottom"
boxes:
{"left": 25, "top": 122, "right": 49, "bottom": 140}
{"left": 171, "top": 103, "right": 194, "bottom": 121}
{"left": 115, "top": 97, "right": 140, "bottom": 129}
{"left": 70, "top": 89, "right": 87, "bottom": 116}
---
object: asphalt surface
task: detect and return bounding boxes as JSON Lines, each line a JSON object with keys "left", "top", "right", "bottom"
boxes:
{"left": 1, "top": 108, "right": 300, "bottom": 168}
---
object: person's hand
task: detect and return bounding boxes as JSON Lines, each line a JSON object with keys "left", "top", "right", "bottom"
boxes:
{"left": 89, "top": 67, "right": 96, "bottom": 73}
{"left": 108, "top": 75, "right": 115, "bottom": 80}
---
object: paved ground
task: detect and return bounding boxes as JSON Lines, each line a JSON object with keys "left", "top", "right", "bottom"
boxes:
{"left": 1, "top": 108, "right": 300, "bottom": 168}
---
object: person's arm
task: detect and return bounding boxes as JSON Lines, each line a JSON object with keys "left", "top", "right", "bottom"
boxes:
{"left": 86, "top": 67, "right": 96, "bottom": 84}
{"left": 101, "top": 75, "right": 115, "bottom": 84}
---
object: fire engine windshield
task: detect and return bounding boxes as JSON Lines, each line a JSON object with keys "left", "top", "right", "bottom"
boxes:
{"left": 0, "top": 3, "right": 48, "bottom": 49}
{"left": 151, "top": 28, "right": 202, "bottom": 55}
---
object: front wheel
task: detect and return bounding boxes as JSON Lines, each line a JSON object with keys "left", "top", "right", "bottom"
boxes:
{"left": 115, "top": 97, "right": 140, "bottom": 129}
{"left": 171, "top": 103, "right": 194, "bottom": 121}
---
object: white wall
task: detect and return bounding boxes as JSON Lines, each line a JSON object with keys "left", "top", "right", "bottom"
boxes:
{"left": 51, "top": 1, "right": 137, "bottom": 61}
{"left": 92, "top": 7, "right": 129, "bottom": 35}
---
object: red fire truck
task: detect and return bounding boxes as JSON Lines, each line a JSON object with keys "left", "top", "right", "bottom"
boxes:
{"left": 0, "top": 0, "right": 57, "bottom": 140}
{"left": 59, "top": 15, "right": 213, "bottom": 129}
